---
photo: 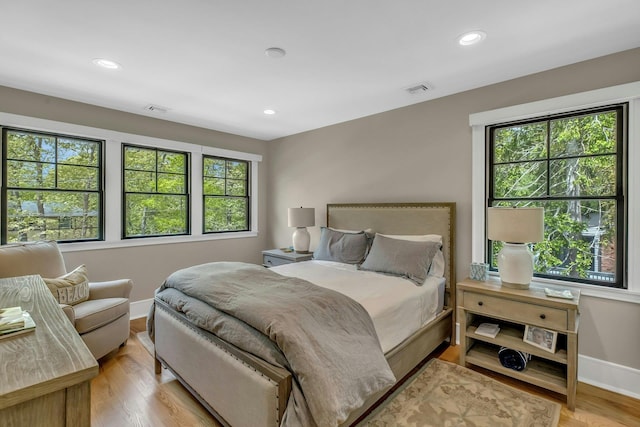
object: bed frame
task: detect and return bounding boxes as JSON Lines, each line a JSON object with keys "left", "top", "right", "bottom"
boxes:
{"left": 153, "top": 202, "right": 456, "bottom": 427}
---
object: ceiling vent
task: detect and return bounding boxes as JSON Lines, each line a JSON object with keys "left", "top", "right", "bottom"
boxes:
{"left": 405, "top": 83, "right": 432, "bottom": 95}
{"left": 144, "top": 104, "right": 169, "bottom": 114}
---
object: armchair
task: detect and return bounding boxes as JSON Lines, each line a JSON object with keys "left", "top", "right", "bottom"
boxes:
{"left": 0, "top": 241, "right": 132, "bottom": 360}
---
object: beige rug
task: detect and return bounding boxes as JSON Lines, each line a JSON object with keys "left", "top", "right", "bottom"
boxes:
{"left": 137, "top": 331, "right": 154, "bottom": 355}
{"left": 362, "top": 358, "right": 560, "bottom": 427}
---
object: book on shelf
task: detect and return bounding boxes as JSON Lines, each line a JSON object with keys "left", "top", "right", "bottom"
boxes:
{"left": 475, "top": 322, "right": 500, "bottom": 338}
{"left": 0, "top": 310, "right": 36, "bottom": 339}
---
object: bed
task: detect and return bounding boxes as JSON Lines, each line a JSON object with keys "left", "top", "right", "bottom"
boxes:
{"left": 151, "top": 202, "right": 456, "bottom": 427}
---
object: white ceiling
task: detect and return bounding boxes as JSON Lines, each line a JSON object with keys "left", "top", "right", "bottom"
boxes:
{"left": 1, "top": 1, "right": 639, "bottom": 141}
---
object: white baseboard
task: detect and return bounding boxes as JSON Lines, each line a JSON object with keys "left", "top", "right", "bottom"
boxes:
{"left": 578, "top": 354, "right": 640, "bottom": 399}
{"left": 130, "top": 298, "right": 153, "bottom": 320}
{"left": 455, "top": 322, "right": 640, "bottom": 399}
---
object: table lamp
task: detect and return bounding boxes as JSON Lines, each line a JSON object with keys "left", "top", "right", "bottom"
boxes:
{"left": 287, "top": 207, "right": 315, "bottom": 253}
{"left": 487, "top": 207, "right": 544, "bottom": 289}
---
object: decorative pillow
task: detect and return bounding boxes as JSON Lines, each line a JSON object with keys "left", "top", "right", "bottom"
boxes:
{"left": 43, "top": 265, "right": 90, "bottom": 305}
{"left": 360, "top": 234, "right": 441, "bottom": 285}
{"left": 313, "top": 227, "right": 370, "bottom": 264}
{"left": 379, "top": 234, "right": 445, "bottom": 278}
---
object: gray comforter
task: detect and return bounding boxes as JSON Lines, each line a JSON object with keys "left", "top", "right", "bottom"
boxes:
{"left": 148, "top": 262, "right": 395, "bottom": 427}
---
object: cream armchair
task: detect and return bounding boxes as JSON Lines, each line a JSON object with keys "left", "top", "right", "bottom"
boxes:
{"left": 0, "top": 241, "right": 132, "bottom": 360}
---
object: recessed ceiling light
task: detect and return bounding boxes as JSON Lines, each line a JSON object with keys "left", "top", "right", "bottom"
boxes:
{"left": 264, "top": 47, "right": 286, "bottom": 58}
{"left": 92, "top": 58, "right": 122, "bottom": 69}
{"left": 263, "top": 109, "right": 276, "bottom": 115}
{"left": 457, "top": 31, "right": 486, "bottom": 46}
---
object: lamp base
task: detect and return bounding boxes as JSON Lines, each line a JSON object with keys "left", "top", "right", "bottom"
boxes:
{"left": 497, "top": 243, "right": 534, "bottom": 290}
{"left": 292, "top": 227, "right": 310, "bottom": 254}
{"left": 500, "top": 281, "right": 531, "bottom": 290}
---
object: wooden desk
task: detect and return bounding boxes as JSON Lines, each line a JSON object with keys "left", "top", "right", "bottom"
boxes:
{"left": 0, "top": 275, "right": 99, "bottom": 426}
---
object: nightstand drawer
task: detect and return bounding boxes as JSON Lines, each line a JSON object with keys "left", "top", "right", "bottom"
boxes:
{"left": 263, "top": 255, "right": 291, "bottom": 267}
{"left": 464, "top": 292, "right": 567, "bottom": 330}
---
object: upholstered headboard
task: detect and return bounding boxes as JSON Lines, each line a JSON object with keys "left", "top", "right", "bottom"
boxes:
{"left": 327, "top": 202, "right": 456, "bottom": 307}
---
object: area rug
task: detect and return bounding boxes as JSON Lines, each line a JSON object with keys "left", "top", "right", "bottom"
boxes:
{"left": 361, "top": 358, "right": 560, "bottom": 427}
{"left": 137, "top": 331, "right": 154, "bottom": 356}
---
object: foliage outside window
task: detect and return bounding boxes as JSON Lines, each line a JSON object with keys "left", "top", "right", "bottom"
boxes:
{"left": 2, "top": 128, "right": 103, "bottom": 243}
{"left": 488, "top": 105, "right": 626, "bottom": 288}
{"left": 203, "top": 156, "right": 249, "bottom": 233}
{"left": 123, "top": 145, "right": 189, "bottom": 238}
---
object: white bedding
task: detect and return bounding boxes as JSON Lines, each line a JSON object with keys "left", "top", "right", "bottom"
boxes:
{"left": 271, "top": 260, "right": 445, "bottom": 353}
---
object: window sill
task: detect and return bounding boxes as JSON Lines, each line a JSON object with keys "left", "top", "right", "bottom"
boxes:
{"left": 58, "top": 231, "right": 259, "bottom": 253}
{"left": 487, "top": 272, "right": 640, "bottom": 305}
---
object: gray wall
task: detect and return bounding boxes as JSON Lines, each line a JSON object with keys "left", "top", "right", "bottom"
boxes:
{"left": 1, "top": 48, "right": 639, "bottom": 371}
{"left": 0, "top": 86, "right": 269, "bottom": 302}
{"left": 266, "top": 47, "right": 640, "bottom": 370}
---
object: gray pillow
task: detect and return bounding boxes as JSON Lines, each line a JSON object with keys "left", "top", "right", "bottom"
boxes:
{"left": 359, "top": 234, "right": 441, "bottom": 285}
{"left": 313, "top": 227, "right": 370, "bottom": 264}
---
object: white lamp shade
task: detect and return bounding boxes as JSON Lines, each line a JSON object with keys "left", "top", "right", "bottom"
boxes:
{"left": 288, "top": 208, "right": 315, "bottom": 228}
{"left": 487, "top": 207, "right": 544, "bottom": 243}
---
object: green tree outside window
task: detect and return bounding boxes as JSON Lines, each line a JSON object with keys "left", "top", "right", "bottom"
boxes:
{"left": 122, "top": 145, "right": 189, "bottom": 238}
{"left": 203, "top": 156, "right": 249, "bottom": 233}
{"left": 2, "top": 129, "right": 102, "bottom": 243}
{"left": 488, "top": 105, "right": 625, "bottom": 288}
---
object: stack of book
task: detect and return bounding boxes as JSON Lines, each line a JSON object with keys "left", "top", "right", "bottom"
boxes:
{"left": 0, "top": 306, "right": 36, "bottom": 338}
{"left": 475, "top": 322, "right": 500, "bottom": 338}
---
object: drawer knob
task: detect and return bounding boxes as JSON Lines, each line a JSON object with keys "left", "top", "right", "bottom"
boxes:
{"left": 477, "top": 301, "right": 484, "bottom": 306}
{"left": 267, "top": 259, "right": 272, "bottom": 264}
{"left": 540, "top": 314, "right": 546, "bottom": 320}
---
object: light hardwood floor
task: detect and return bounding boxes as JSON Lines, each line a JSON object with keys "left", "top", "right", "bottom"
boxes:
{"left": 91, "top": 318, "right": 639, "bottom": 426}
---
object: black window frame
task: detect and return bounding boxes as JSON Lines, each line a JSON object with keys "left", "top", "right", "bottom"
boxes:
{"left": 202, "top": 155, "right": 250, "bottom": 234}
{"left": 1, "top": 126, "right": 105, "bottom": 244}
{"left": 486, "top": 104, "right": 627, "bottom": 289}
{"left": 122, "top": 143, "right": 190, "bottom": 239}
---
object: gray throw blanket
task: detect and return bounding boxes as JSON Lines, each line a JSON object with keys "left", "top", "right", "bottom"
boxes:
{"left": 149, "top": 262, "right": 395, "bottom": 427}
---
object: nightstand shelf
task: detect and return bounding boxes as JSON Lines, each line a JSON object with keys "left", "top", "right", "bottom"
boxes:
{"left": 466, "top": 319, "right": 568, "bottom": 364}
{"left": 262, "top": 249, "right": 313, "bottom": 267}
{"left": 466, "top": 342, "right": 568, "bottom": 395}
{"left": 457, "top": 277, "right": 579, "bottom": 410}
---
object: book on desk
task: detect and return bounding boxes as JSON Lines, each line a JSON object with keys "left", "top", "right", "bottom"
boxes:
{"left": 0, "top": 306, "right": 36, "bottom": 339}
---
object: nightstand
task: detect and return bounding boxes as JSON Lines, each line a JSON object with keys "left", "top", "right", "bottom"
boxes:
{"left": 262, "top": 249, "right": 313, "bottom": 267}
{"left": 457, "top": 277, "right": 579, "bottom": 410}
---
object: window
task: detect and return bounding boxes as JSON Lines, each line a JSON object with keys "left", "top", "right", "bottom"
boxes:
{"left": 122, "top": 144, "right": 189, "bottom": 238}
{"left": 1, "top": 128, "right": 103, "bottom": 243}
{"left": 1, "top": 111, "right": 262, "bottom": 249}
{"left": 487, "top": 105, "right": 626, "bottom": 288}
{"left": 203, "top": 156, "right": 249, "bottom": 232}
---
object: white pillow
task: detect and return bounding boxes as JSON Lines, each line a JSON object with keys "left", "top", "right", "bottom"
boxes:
{"left": 330, "top": 227, "right": 374, "bottom": 234}
{"left": 378, "top": 234, "right": 445, "bottom": 278}
{"left": 378, "top": 233, "right": 442, "bottom": 244}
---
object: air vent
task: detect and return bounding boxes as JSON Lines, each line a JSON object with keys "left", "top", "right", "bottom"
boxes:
{"left": 144, "top": 104, "right": 169, "bottom": 114}
{"left": 405, "top": 83, "right": 432, "bottom": 95}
